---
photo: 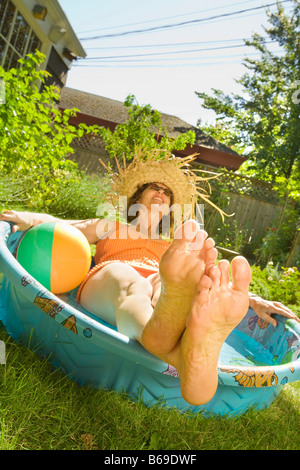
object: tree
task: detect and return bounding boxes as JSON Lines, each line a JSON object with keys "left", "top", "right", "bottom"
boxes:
{"left": 0, "top": 51, "right": 98, "bottom": 210}
{"left": 98, "top": 94, "right": 196, "bottom": 161}
{"left": 199, "top": 120, "right": 248, "bottom": 156}
{"left": 196, "top": 0, "right": 300, "bottom": 199}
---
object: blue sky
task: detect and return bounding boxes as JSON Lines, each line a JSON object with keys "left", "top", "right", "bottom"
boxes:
{"left": 59, "top": 0, "right": 290, "bottom": 125}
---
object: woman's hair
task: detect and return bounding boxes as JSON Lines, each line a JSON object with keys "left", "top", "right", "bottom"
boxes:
{"left": 127, "top": 183, "right": 150, "bottom": 212}
{"left": 126, "top": 183, "right": 174, "bottom": 237}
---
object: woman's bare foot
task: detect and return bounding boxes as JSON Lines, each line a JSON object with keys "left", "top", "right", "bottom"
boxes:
{"left": 142, "top": 220, "right": 218, "bottom": 355}
{"left": 176, "top": 256, "right": 252, "bottom": 405}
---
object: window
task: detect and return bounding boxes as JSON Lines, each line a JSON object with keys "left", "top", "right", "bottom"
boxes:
{"left": 0, "top": 0, "right": 41, "bottom": 70}
{"left": 44, "top": 46, "right": 68, "bottom": 90}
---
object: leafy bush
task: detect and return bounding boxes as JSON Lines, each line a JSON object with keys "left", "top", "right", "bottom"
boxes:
{"left": 0, "top": 175, "right": 32, "bottom": 212}
{"left": 45, "top": 172, "right": 111, "bottom": 219}
{"left": 0, "top": 51, "right": 99, "bottom": 210}
{"left": 98, "top": 94, "right": 196, "bottom": 162}
{"left": 0, "top": 170, "right": 111, "bottom": 220}
{"left": 254, "top": 207, "right": 300, "bottom": 267}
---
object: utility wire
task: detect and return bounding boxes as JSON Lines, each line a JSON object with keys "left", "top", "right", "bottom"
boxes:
{"left": 84, "top": 37, "right": 268, "bottom": 51}
{"left": 74, "top": 50, "right": 281, "bottom": 68}
{"left": 73, "top": 59, "right": 259, "bottom": 68}
{"left": 79, "top": 41, "right": 274, "bottom": 61}
{"left": 79, "top": 1, "right": 292, "bottom": 40}
{"left": 77, "top": 0, "right": 255, "bottom": 34}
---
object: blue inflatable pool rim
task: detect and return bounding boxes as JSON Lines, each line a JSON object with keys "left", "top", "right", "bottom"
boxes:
{"left": 0, "top": 221, "right": 299, "bottom": 417}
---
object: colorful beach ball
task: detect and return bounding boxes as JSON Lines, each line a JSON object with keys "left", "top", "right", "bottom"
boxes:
{"left": 17, "top": 222, "right": 91, "bottom": 294}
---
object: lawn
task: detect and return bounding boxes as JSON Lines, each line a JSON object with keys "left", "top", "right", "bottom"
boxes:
{"left": 0, "top": 266, "right": 299, "bottom": 451}
{"left": 0, "top": 321, "right": 299, "bottom": 451}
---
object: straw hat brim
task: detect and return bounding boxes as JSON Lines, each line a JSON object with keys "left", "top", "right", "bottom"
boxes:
{"left": 105, "top": 149, "right": 200, "bottom": 210}
{"left": 100, "top": 148, "right": 230, "bottom": 222}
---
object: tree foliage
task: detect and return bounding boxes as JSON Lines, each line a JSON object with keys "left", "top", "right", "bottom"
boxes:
{"left": 199, "top": 120, "right": 248, "bottom": 156}
{"left": 98, "top": 93, "right": 196, "bottom": 161}
{"left": 196, "top": 0, "right": 300, "bottom": 199}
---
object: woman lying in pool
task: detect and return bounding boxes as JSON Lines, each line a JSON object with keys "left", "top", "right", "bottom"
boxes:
{"left": 1, "top": 150, "right": 298, "bottom": 405}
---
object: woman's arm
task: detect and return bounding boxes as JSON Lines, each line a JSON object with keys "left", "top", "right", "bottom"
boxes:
{"left": 248, "top": 291, "right": 300, "bottom": 327}
{"left": 227, "top": 279, "right": 299, "bottom": 327}
{"left": 0, "top": 210, "right": 110, "bottom": 244}
{"left": 0, "top": 210, "right": 57, "bottom": 232}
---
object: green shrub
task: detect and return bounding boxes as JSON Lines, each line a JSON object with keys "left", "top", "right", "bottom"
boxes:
{"left": 45, "top": 172, "right": 111, "bottom": 219}
{"left": 250, "top": 263, "right": 300, "bottom": 316}
{"left": 0, "top": 51, "right": 99, "bottom": 210}
{"left": 254, "top": 208, "right": 300, "bottom": 267}
{"left": 0, "top": 171, "right": 111, "bottom": 220}
{"left": 99, "top": 94, "right": 195, "bottom": 162}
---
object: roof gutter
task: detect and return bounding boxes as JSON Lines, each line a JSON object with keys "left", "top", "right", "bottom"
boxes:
{"left": 46, "top": 0, "right": 86, "bottom": 58}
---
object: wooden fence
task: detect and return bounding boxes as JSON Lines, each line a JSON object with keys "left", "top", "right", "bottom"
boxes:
{"left": 198, "top": 170, "right": 286, "bottom": 259}
{"left": 205, "top": 191, "right": 284, "bottom": 258}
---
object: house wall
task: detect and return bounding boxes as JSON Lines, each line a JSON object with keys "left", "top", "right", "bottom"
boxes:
{"left": 1, "top": 0, "right": 85, "bottom": 87}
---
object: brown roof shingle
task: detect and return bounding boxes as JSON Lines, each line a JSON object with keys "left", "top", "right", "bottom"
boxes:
{"left": 59, "top": 87, "right": 240, "bottom": 157}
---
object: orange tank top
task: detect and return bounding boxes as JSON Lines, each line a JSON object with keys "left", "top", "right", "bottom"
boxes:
{"left": 76, "top": 222, "right": 170, "bottom": 301}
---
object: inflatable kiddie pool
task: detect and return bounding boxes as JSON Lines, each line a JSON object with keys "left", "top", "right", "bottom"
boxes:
{"left": 0, "top": 221, "right": 300, "bottom": 417}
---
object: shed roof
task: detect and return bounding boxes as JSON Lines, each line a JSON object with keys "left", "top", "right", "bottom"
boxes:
{"left": 59, "top": 87, "right": 246, "bottom": 170}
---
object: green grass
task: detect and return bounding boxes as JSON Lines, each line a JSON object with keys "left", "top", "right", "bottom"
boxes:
{"left": 0, "top": 324, "right": 300, "bottom": 451}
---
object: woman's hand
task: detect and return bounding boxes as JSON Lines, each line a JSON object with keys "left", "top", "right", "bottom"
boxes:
{"left": 0, "top": 210, "right": 55, "bottom": 233}
{"left": 0, "top": 210, "right": 103, "bottom": 244}
{"left": 249, "top": 293, "right": 300, "bottom": 327}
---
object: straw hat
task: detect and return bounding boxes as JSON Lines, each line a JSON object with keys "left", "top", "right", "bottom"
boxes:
{"left": 100, "top": 147, "right": 228, "bottom": 222}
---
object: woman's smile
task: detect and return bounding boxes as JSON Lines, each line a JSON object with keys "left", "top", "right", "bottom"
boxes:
{"left": 151, "top": 194, "right": 164, "bottom": 204}
{"left": 141, "top": 183, "right": 172, "bottom": 208}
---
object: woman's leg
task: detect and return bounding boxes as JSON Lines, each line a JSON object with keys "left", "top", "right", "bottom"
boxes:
{"left": 80, "top": 222, "right": 217, "bottom": 345}
{"left": 158, "top": 257, "right": 252, "bottom": 405}
{"left": 80, "top": 220, "right": 252, "bottom": 406}
{"left": 80, "top": 262, "right": 154, "bottom": 342}
{"left": 142, "top": 222, "right": 218, "bottom": 355}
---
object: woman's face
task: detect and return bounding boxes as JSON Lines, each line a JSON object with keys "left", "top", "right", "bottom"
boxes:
{"left": 129, "top": 183, "right": 173, "bottom": 234}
